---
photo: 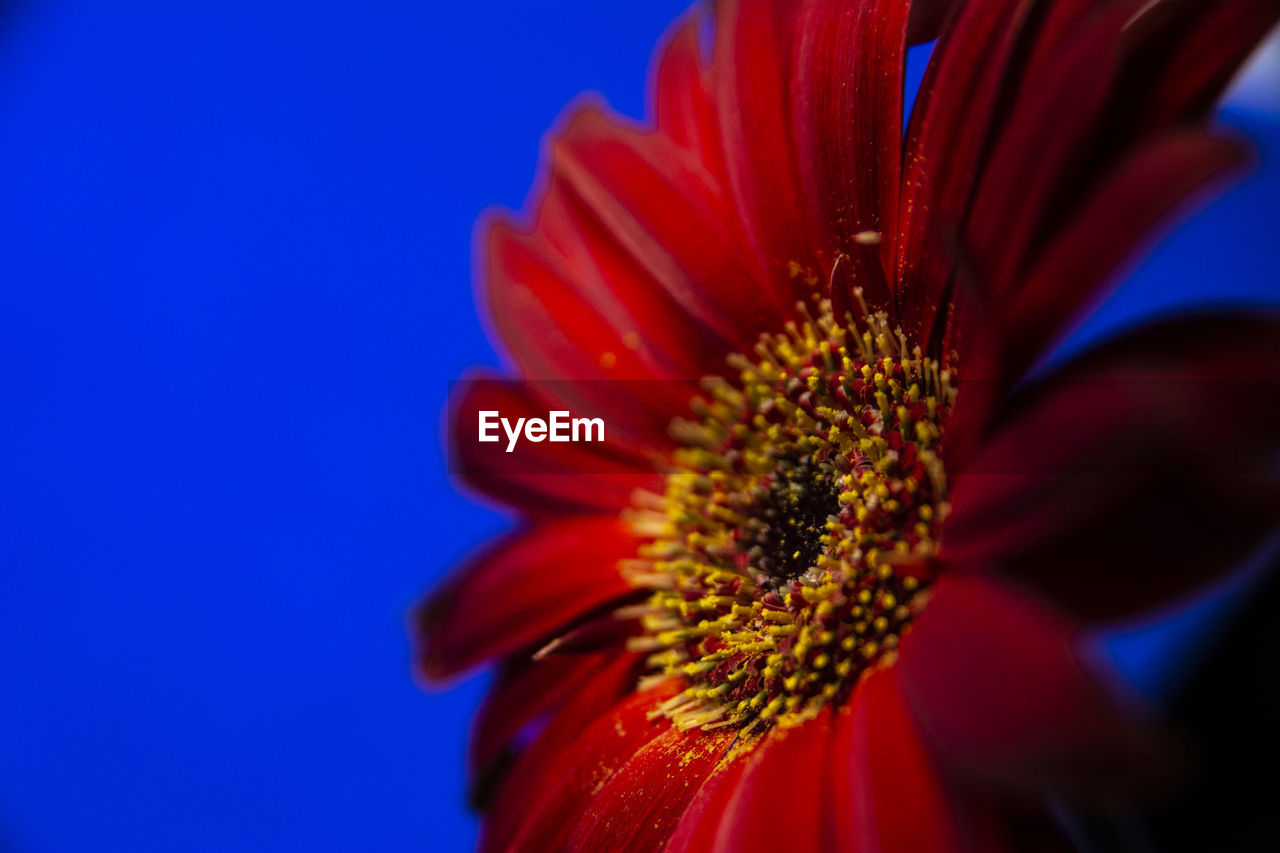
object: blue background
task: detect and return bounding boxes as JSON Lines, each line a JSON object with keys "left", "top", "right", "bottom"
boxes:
{"left": 0, "top": 2, "right": 1275, "bottom": 850}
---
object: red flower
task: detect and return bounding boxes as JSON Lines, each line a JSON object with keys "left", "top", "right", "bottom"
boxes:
{"left": 420, "top": 1, "right": 1280, "bottom": 849}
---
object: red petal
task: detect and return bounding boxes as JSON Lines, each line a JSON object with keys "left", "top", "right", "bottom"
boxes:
{"left": 485, "top": 200, "right": 729, "bottom": 401}
{"left": 895, "top": 0, "right": 1038, "bottom": 343}
{"left": 531, "top": 606, "right": 642, "bottom": 658}
{"left": 483, "top": 214, "right": 667, "bottom": 382}
{"left": 672, "top": 716, "right": 838, "bottom": 853}
{"left": 480, "top": 656, "right": 653, "bottom": 853}
{"left": 1021, "top": 0, "right": 1129, "bottom": 88}
{"left": 654, "top": 8, "right": 728, "bottom": 186}
{"left": 790, "top": 0, "right": 908, "bottom": 306}
{"left": 548, "top": 106, "right": 776, "bottom": 350}
{"left": 468, "top": 652, "right": 613, "bottom": 782}
{"left": 945, "top": 312, "right": 1280, "bottom": 621}
{"left": 492, "top": 683, "right": 679, "bottom": 852}
{"left": 486, "top": 0, "right": 872, "bottom": 386}
{"left": 959, "top": 0, "right": 1270, "bottom": 381}
{"left": 662, "top": 742, "right": 756, "bottom": 853}
{"left": 907, "top": 0, "right": 960, "bottom": 45}
{"left": 963, "top": 1, "right": 1132, "bottom": 309}
{"left": 711, "top": 0, "right": 823, "bottom": 298}
{"left": 833, "top": 667, "right": 1005, "bottom": 852}
{"left": 448, "top": 375, "right": 664, "bottom": 517}
{"left": 897, "top": 0, "right": 1268, "bottom": 378}
{"left": 565, "top": 726, "right": 738, "bottom": 852}
{"left": 414, "top": 517, "right": 640, "bottom": 680}
{"left": 996, "top": 132, "right": 1248, "bottom": 380}
{"left": 1123, "top": 0, "right": 1280, "bottom": 132}
{"left": 897, "top": 574, "right": 1175, "bottom": 800}
{"left": 481, "top": 215, "right": 719, "bottom": 461}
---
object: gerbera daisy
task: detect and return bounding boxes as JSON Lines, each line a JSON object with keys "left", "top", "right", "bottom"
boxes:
{"left": 420, "top": 0, "right": 1280, "bottom": 849}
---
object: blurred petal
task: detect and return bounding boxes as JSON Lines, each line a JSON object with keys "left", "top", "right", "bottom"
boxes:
{"left": 833, "top": 667, "right": 1005, "bottom": 852}
{"left": 483, "top": 213, "right": 677, "bottom": 382}
{"left": 965, "top": 1, "right": 1132, "bottom": 307}
{"left": 899, "top": 0, "right": 1269, "bottom": 384}
{"left": 997, "top": 133, "right": 1248, "bottom": 380}
{"left": 448, "top": 375, "right": 664, "bottom": 516}
{"left": 897, "top": 573, "right": 1176, "bottom": 801}
{"left": 654, "top": 8, "right": 726, "bottom": 177}
{"left": 907, "top": 0, "right": 961, "bottom": 45}
{"left": 979, "top": 0, "right": 1274, "bottom": 376}
{"left": 547, "top": 106, "right": 770, "bottom": 352}
{"left": 946, "top": 313, "right": 1280, "bottom": 621}
{"left": 468, "top": 652, "right": 614, "bottom": 784}
{"left": 1121, "top": 0, "right": 1280, "bottom": 131}
{"left": 414, "top": 516, "right": 639, "bottom": 680}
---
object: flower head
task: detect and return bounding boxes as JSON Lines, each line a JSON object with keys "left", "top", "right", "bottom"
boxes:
{"left": 420, "top": 1, "right": 1280, "bottom": 849}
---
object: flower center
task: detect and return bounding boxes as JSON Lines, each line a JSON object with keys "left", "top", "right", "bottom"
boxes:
{"left": 624, "top": 294, "right": 957, "bottom": 734}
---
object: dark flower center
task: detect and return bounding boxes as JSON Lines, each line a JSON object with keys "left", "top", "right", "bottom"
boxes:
{"left": 749, "top": 459, "right": 842, "bottom": 584}
{"left": 624, "top": 292, "right": 957, "bottom": 734}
